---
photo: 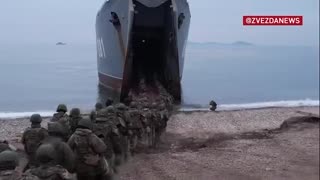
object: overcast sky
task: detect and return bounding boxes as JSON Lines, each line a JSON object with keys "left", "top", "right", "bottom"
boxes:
{"left": 0, "top": 0, "right": 318, "bottom": 46}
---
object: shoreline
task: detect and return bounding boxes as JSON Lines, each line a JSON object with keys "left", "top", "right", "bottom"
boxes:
{"left": 1, "top": 105, "right": 319, "bottom": 120}
{"left": 1, "top": 106, "right": 318, "bottom": 145}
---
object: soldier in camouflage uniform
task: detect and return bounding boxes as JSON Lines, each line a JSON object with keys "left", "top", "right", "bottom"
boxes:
{"left": 51, "top": 104, "right": 71, "bottom": 139}
{"left": 141, "top": 108, "right": 155, "bottom": 147}
{"left": 210, "top": 100, "right": 217, "bottom": 111}
{"left": 68, "top": 119, "right": 109, "bottom": 180}
{"left": 127, "top": 106, "right": 144, "bottom": 155}
{"left": 115, "top": 103, "right": 130, "bottom": 162}
{"left": 69, "top": 108, "right": 82, "bottom": 134}
{"left": 22, "top": 114, "right": 48, "bottom": 167}
{"left": 22, "top": 144, "right": 74, "bottom": 180}
{"left": 45, "top": 122, "right": 75, "bottom": 172}
{"left": 105, "top": 99, "right": 114, "bottom": 108}
{"left": 95, "top": 102, "right": 103, "bottom": 112}
{"left": 94, "top": 106, "right": 123, "bottom": 174}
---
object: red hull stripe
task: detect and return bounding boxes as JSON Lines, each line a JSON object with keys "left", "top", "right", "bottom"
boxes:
{"left": 98, "top": 72, "right": 123, "bottom": 90}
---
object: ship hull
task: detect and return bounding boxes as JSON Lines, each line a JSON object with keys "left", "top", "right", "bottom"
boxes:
{"left": 96, "top": 0, "right": 191, "bottom": 101}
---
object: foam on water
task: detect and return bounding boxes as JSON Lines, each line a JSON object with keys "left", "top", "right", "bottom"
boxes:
{"left": 180, "top": 99, "right": 320, "bottom": 112}
{"left": 0, "top": 111, "right": 55, "bottom": 119}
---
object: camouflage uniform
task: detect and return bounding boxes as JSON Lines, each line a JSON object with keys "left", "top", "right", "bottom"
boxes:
{"left": 46, "top": 122, "right": 75, "bottom": 172}
{"left": 115, "top": 104, "right": 130, "bottom": 161}
{"left": 22, "top": 144, "right": 74, "bottom": 180}
{"left": 51, "top": 104, "right": 71, "bottom": 139}
{"left": 127, "top": 108, "right": 143, "bottom": 154}
{"left": 22, "top": 114, "right": 48, "bottom": 167}
{"left": 141, "top": 109, "right": 155, "bottom": 147}
{"left": 94, "top": 106, "right": 123, "bottom": 173}
{"left": 69, "top": 108, "right": 82, "bottom": 134}
{"left": 67, "top": 119, "right": 109, "bottom": 180}
{"left": 89, "top": 111, "right": 97, "bottom": 123}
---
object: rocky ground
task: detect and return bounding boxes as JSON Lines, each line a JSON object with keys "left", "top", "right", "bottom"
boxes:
{"left": 1, "top": 107, "right": 319, "bottom": 180}
{"left": 116, "top": 107, "right": 319, "bottom": 180}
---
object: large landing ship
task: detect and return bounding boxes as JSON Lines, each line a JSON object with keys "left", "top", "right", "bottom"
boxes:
{"left": 96, "top": 0, "right": 191, "bottom": 101}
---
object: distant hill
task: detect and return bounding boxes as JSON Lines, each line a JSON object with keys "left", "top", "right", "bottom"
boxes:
{"left": 56, "top": 42, "right": 67, "bottom": 45}
{"left": 232, "top": 41, "right": 254, "bottom": 46}
{"left": 188, "top": 41, "right": 254, "bottom": 47}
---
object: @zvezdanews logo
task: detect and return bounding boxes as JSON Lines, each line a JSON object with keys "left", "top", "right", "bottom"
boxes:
{"left": 243, "top": 16, "right": 303, "bottom": 26}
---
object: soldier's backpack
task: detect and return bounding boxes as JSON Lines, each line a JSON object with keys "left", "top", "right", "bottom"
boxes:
{"left": 69, "top": 117, "right": 82, "bottom": 133}
{"left": 23, "top": 128, "right": 47, "bottom": 154}
{"left": 50, "top": 113, "right": 70, "bottom": 138}
{"left": 128, "top": 110, "right": 143, "bottom": 129}
{"left": 0, "top": 170, "right": 23, "bottom": 180}
{"left": 25, "top": 165, "right": 72, "bottom": 180}
{"left": 73, "top": 134, "right": 100, "bottom": 166}
{"left": 20, "top": 172, "right": 41, "bottom": 180}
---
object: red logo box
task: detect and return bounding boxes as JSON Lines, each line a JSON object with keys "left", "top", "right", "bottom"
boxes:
{"left": 243, "top": 16, "right": 303, "bottom": 26}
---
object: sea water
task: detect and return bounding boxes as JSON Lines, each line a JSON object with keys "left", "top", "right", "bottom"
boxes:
{"left": 0, "top": 43, "right": 318, "bottom": 118}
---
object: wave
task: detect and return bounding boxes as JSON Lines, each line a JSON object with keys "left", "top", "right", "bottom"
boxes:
{"left": 180, "top": 99, "right": 319, "bottom": 112}
{"left": 0, "top": 111, "right": 55, "bottom": 119}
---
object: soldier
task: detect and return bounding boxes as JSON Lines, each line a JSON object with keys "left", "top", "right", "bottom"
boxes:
{"left": 89, "top": 110, "right": 97, "bottom": 123}
{"left": 210, "top": 100, "right": 217, "bottom": 111}
{"left": 115, "top": 103, "right": 130, "bottom": 161}
{"left": 95, "top": 102, "right": 103, "bottom": 112}
{"left": 105, "top": 99, "right": 114, "bottom": 108}
{"left": 68, "top": 119, "right": 109, "bottom": 180}
{"left": 141, "top": 108, "right": 155, "bottom": 147}
{"left": 127, "top": 108, "right": 143, "bottom": 155}
{"left": 51, "top": 104, "right": 71, "bottom": 139}
{"left": 23, "top": 144, "right": 74, "bottom": 180}
{"left": 158, "top": 103, "right": 169, "bottom": 137}
{"left": 21, "top": 114, "right": 48, "bottom": 167}
{"left": 94, "top": 106, "right": 122, "bottom": 174}
{"left": 46, "top": 122, "right": 75, "bottom": 172}
{"left": 69, "top": 108, "right": 82, "bottom": 134}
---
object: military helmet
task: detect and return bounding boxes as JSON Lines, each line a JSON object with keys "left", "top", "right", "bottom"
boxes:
{"left": 30, "top": 114, "right": 42, "bottom": 124}
{"left": 36, "top": 144, "right": 56, "bottom": 164}
{"left": 105, "top": 98, "right": 114, "bottom": 107}
{"left": 105, "top": 106, "right": 116, "bottom": 113}
{"left": 0, "top": 150, "right": 18, "bottom": 169}
{"left": 130, "top": 102, "right": 138, "bottom": 108}
{"left": 95, "top": 102, "right": 103, "bottom": 111}
{"left": 56, "top": 104, "right": 68, "bottom": 112}
{"left": 116, "top": 103, "right": 127, "bottom": 110}
{"left": 70, "top": 108, "right": 81, "bottom": 117}
{"left": 47, "top": 122, "right": 64, "bottom": 135}
{"left": 78, "top": 119, "right": 93, "bottom": 130}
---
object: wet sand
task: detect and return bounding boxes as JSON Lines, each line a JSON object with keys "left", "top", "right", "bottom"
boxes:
{"left": 1, "top": 107, "right": 319, "bottom": 180}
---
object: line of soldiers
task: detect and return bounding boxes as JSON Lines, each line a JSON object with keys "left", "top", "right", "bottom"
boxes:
{"left": 0, "top": 82, "right": 174, "bottom": 180}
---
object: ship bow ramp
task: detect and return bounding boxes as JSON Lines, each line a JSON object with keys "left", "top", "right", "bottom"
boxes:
{"left": 96, "top": 0, "right": 191, "bottom": 101}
